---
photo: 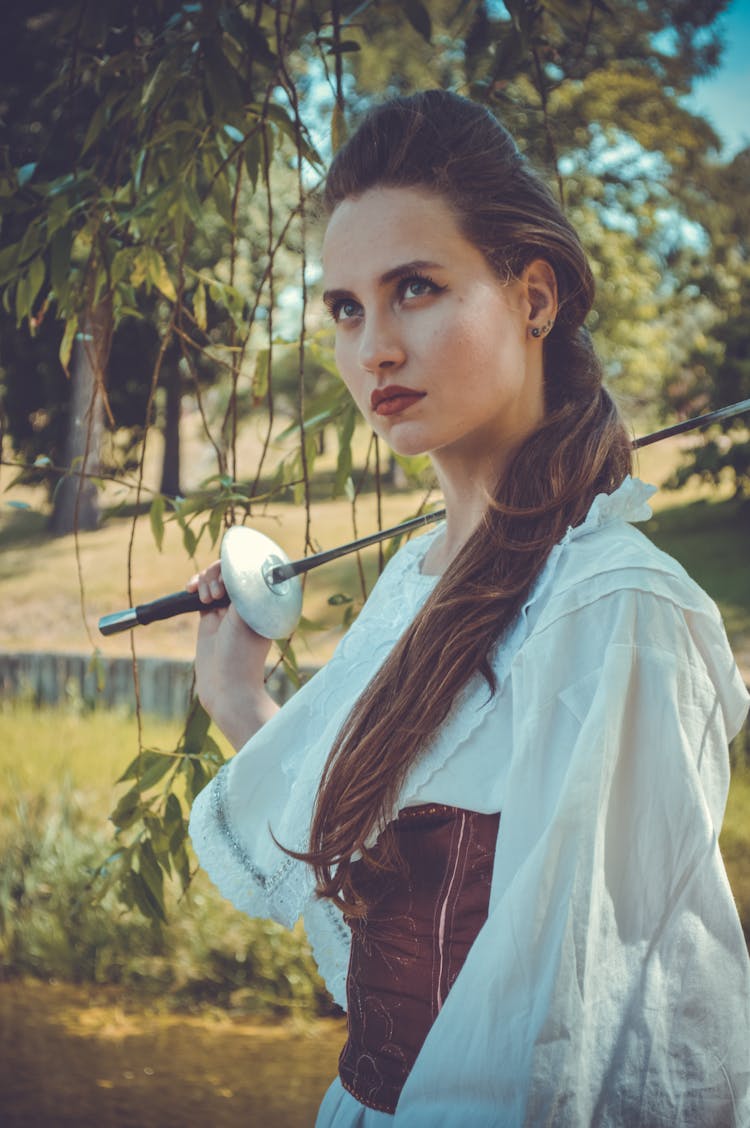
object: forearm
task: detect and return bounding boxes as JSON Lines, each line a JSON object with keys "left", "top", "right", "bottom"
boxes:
{"left": 207, "top": 684, "right": 280, "bottom": 751}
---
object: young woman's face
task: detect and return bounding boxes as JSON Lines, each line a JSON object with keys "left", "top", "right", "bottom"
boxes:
{"left": 322, "top": 186, "right": 548, "bottom": 475}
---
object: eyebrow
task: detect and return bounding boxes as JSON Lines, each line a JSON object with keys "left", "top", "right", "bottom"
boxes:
{"left": 322, "top": 260, "right": 443, "bottom": 308}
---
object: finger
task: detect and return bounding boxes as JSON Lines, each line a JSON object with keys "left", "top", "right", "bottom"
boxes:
{"left": 192, "top": 561, "right": 224, "bottom": 604}
{"left": 198, "top": 577, "right": 222, "bottom": 604}
{"left": 209, "top": 575, "right": 226, "bottom": 601}
{"left": 198, "top": 577, "right": 226, "bottom": 604}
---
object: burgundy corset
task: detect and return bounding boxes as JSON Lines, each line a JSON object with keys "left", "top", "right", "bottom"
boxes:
{"left": 338, "top": 803, "right": 500, "bottom": 1114}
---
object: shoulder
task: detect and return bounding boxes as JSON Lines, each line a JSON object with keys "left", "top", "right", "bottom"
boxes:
{"left": 538, "top": 519, "right": 717, "bottom": 632}
{"left": 517, "top": 519, "right": 748, "bottom": 737}
{"left": 530, "top": 517, "right": 723, "bottom": 667}
{"left": 548, "top": 516, "right": 703, "bottom": 609}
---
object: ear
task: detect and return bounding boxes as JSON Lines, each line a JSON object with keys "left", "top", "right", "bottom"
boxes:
{"left": 522, "top": 259, "right": 558, "bottom": 338}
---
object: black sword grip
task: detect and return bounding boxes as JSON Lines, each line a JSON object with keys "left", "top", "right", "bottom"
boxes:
{"left": 135, "top": 589, "right": 230, "bottom": 626}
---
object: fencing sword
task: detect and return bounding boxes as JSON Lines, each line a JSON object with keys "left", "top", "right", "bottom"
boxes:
{"left": 98, "top": 397, "right": 750, "bottom": 640}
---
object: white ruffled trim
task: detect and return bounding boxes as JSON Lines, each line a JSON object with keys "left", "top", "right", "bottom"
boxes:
{"left": 188, "top": 764, "right": 316, "bottom": 929}
{"left": 568, "top": 475, "right": 656, "bottom": 538}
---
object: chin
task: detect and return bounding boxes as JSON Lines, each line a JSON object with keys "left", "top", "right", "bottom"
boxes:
{"left": 382, "top": 434, "right": 432, "bottom": 459}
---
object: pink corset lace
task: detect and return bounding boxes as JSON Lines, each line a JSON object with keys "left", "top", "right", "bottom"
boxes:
{"left": 339, "top": 803, "right": 500, "bottom": 1113}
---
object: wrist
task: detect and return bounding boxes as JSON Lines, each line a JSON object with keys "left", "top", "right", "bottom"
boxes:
{"left": 212, "top": 685, "right": 279, "bottom": 751}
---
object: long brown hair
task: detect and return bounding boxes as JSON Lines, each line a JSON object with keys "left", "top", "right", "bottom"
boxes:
{"left": 295, "top": 91, "right": 631, "bottom": 912}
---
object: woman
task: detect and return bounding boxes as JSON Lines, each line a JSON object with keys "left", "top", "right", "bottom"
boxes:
{"left": 188, "top": 91, "right": 750, "bottom": 1125}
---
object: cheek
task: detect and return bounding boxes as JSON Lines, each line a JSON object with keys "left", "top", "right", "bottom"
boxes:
{"left": 335, "top": 340, "right": 367, "bottom": 403}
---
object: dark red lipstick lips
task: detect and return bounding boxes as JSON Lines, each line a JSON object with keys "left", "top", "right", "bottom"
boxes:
{"left": 371, "top": 385, "right": 426, "bottom": 417}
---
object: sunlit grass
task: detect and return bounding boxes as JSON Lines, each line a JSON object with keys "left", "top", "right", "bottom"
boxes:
{"left": 722, "top": 752, "right": 750, "bottom": 942}
{"left": 0, "top": 702, "right": 183, "bottom": 807}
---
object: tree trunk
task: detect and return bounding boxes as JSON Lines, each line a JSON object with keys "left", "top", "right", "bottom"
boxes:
{"left": 159, "top": 358, "right": 182, "bottom": 498}
{"left": 51, "top": 301, "right": 112, "bottom": 536}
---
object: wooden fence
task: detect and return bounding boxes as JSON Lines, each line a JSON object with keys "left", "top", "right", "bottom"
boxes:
{"left": 0, "top": 651, "right": 305, "bottom": 718}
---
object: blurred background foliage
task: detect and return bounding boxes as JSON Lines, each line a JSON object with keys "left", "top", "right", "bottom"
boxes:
{"left": 0, "top": 0, "right": 748, "bottom": 940}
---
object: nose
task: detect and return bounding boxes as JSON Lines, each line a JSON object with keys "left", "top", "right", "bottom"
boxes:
{"left": 358, "top": 311, "right": 406, "bottom": 375}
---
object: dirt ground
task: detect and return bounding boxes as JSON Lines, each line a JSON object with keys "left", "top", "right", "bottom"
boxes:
{"left": 0, "top": 980, "right": 345, "bottom": 1127}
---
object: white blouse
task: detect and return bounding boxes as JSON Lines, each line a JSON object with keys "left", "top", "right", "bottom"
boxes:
{"left": 189, "top": 477, "right": 750, "bottom": 1126}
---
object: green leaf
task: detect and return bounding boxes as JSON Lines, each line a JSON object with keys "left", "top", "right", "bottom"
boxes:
{"left": 165, "top": 796, "right": 186, "bottom": 853}
{"left": 110, "top": 786, "right": 144, "bottom": 830}
{"left": 182, "top": 522, "right": 197, "bottom": 557}
{"left": 50, "top": 227, "right": 73, "bottom": 296}
{"left": 47, "top": 172, "right": 79, "bottom": 199}
{"left": 27, "top": 256, "right": 45, "bottom": 313}
{"left": 129, "top": 249, "right": 149, "bottom": 288}
{"left": 207, "top": 502, "right": 225, "bottom": 547}
{"left": 0, "top": 241, "right": 21, "bottom": 286}
{"left": 181, "top": 181, "right": 203, "bottom": 225}
{"left": 147, "top": 249, "right": 177, "bottom": 302}
{"left": 122, "top": 750, "right": 174, "bottom": 789}
{"left": 183, "top": 699, "right": 212, "bottom": 758}
{"left": 193, "top": 282, "right": 207, "bottom": 331}
{"left": 150, "top": 493, "right": 166, "bottom": 551}
{"left": 165, "top": 793, "right": 183, "bottom": 829}
{"left": 244, "top": 132, "right": 261, "bottom": 191}
{"left": 144, "top": 816, "right": 172, "bottom": 863}
{"left": 14, "top": 272, "right": 30, "bottom": 325}
{"left": 130, "top": 865, "right": 167, "bottom": 923}
{"left": 117, "top": 755, "right": 142, "bottom": 784}
{"left": 140, "top": 57, "right": 165, "bottom": 108}
{"left": 81, "top": 102, "right": 107, "bottom": 155}
{"left": 253, "top": 348, "right": 270, "bottom": 401}
{"left": 137, "top": 839, "right": 165, "bottom": 904}
{"left": 186, "top": 758, "right": 207, "bottom": 803}
{"left": 173, "top": 843, "right": 191, "bottom": 892}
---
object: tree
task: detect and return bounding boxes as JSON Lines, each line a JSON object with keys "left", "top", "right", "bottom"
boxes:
{"left": 0, "top": 0, "right": 744, "bottom": 924}
{"left": 0, "top": 0, "right": 322, "bottom": 531}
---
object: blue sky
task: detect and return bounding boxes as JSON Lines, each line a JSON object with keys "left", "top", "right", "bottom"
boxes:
{"left": 686, "top": 0, "right": 750, "bottom": 155}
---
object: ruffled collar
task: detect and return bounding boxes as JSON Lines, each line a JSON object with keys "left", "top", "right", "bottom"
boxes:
{"left": 567, "top": 476, "right": 656, "bottom": 541}
{"left": 406, "top": 476, "right": 656, "bottom": 574}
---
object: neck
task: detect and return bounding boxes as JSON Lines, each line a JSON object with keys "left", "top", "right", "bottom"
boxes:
{"left": 422, "top": 450, "right": 505, "bottom": 575}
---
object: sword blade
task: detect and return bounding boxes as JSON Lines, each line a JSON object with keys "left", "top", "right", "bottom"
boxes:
{"left": 267, "top": 397, "right": 750, "bottom": 585}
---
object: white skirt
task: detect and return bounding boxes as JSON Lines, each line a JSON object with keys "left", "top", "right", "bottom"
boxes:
{"left": 316, "top": 1078, "right": 394, "bottom": 1127}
